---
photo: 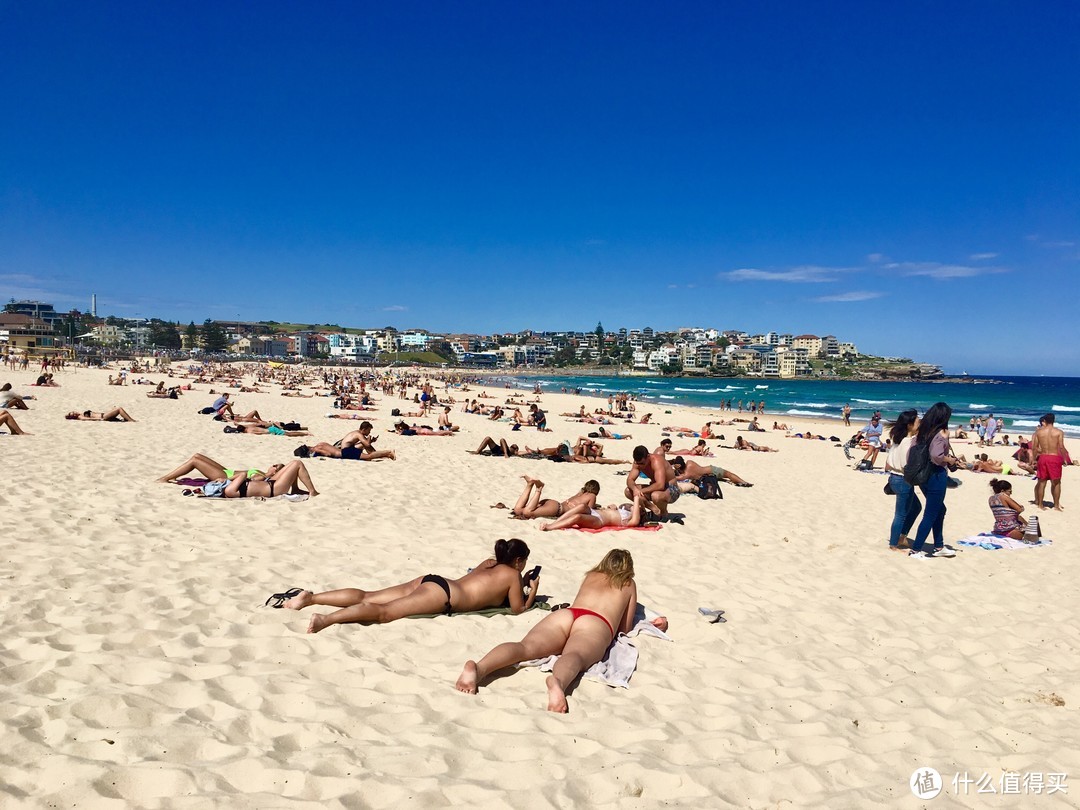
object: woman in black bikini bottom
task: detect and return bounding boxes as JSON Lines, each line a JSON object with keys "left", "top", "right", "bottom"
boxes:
{"left": 276, "top": 539, "right": 538, "bottom": 633}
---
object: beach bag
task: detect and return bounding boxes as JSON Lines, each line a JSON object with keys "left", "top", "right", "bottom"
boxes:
{"left": 199, "top": 406, "right": 216, "bottom": 414}
{"left": 202, "top": 480, "right": 228, "bottom": 498}
{"left": 903, "top": 441, "right": 933, "bottom": 487}
{"left": 696, "top": 473, "right": 723, "bottom": 500}
{"left": 391, "top": 408, "right": 401, "bottom": 416}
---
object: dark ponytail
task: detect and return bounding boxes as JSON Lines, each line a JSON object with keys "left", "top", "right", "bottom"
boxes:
{"left": 989, "top": 478, "right": 1012, "bottom": 493}
{"left": 494, "top": 538, "right": 530, "bottom": 566}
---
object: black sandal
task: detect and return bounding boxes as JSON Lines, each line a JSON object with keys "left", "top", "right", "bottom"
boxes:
{"left": 265, "top": 587, "right": 304, "bottom": 608}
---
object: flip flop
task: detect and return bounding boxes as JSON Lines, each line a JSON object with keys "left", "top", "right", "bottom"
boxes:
{"left": 265, "top": 587, "right": 304, "bottom": 608}
{"left": 734, "top": 482, "right": 753, "bottom": 488}
{"left": 698, "top": 607, "right": 727, "bottom": 624}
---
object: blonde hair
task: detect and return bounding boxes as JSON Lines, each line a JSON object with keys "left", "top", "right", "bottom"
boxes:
{"left": 590, "top": 549, "right": 635, "bottom": 589}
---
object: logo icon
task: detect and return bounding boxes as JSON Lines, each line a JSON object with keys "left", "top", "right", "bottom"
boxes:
{"left": 911, "top": 767, "right": 943, "bottom": 800}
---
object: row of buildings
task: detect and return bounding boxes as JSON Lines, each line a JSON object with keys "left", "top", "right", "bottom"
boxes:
{"left": 1, "top": 300, "right": 860, "bottom": 378}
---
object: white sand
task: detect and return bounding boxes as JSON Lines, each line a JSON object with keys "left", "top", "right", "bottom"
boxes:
{"left": 1, "top": 364, "right": 1078, "bottom": 808}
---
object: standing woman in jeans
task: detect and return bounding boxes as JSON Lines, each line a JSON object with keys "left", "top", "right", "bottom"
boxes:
{"left": 884, "top": 409, "right": 921, "bottom": 551}
{"left": 909, "top": 402, "right": 962, "bottom": 558}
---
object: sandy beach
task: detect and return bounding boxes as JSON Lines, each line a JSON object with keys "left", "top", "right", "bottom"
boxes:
{"left": 2, "top": 363, "right": 1078, "bottom": 808}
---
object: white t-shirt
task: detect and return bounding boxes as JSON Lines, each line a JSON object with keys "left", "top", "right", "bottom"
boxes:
{"left": 885, "top": 435, "right": 914, "bottom": 472}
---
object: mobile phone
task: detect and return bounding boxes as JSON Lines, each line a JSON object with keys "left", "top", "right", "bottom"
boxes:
{"left": 524, "top": 565, "right": 541, "bottom": 583}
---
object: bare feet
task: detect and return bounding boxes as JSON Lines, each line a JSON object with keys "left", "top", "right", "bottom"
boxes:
{"left": 523, "top": 475, "right": 543, "bottom": 487}
{"left": 539, "top": 523, "right": 551, "bottom": 531}
{"left": 307, "top": 614, "right": 329, "bottom": 634}
{"left": 455, "top": 661, "right": 479, "bottom": 694}
{"left": 155, "top": 477, "right": 174, "bottom": 483}
{"left": 283, "top": 590, "right": 313, "bottom": 610}
{"left": 545, "top": 675, "right": 568, "bottom": 712}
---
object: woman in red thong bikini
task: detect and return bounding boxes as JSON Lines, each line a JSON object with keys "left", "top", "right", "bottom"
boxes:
{"left": 456, "top": 549, "right": 658, "bottom": 713}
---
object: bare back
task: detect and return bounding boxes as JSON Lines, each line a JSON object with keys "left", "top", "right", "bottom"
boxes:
{"left": 1033, "top": 425, "right": 1066, "bottom": 458}
{"left": 570, "top": 571, "right": 638, "bottom": 635}
{"left": 451, "top": 560, "right": 521, "bottom": 612}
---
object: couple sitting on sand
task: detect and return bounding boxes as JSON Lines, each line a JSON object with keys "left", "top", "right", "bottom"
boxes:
{"left": 270, "top": 543, "right": 659, "bottom": 712}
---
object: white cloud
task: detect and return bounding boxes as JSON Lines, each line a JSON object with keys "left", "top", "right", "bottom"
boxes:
{"left": 722, "top": 265, "right": 842, "bottom": 283}
{"left": 867, "top": 253, "right": 887, "bottom": 263}
{"left": 969, "top": 252, "right": 998, "bottom": 260}
{"left": 382, "top": 305, "right": 407, "bottom": 312}
{"left": 812, "top": 291, "right": 886, "bottom": 303}
{"left": 1026, "top": 235, "right": 1075, "bottom": 248}
{"left": 886, "top": 262, "right": 1008, "bottom": 280}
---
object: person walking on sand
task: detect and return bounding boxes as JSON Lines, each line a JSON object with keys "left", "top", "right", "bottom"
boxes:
{"left": 883, "top": 409, "right": 921, "bottom": 551}
{"left": 907, "top": 402, "right": 961, "bottom": 559}
{"left": 1033, "top": 413, "right": 1067, "bottom": 511}
{"left": 455, "top": 549, "right": 642, "bottom": 713}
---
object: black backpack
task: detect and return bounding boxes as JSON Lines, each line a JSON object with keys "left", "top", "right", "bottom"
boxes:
{"left": 696, "top": 474, "right": 723, "bottom": 500}
{"left": 903, "top": 441, "right": 933, "bottom": 486}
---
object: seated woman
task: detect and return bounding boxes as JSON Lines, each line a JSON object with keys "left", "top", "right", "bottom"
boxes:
{"left": 988, "top": 479, "right": 1030, "bottom": 539}
{"left": 0, "top": 410, "right": 28, "bottom": 434}
{"left": 539, "top": 494, "right": 646, "bottom": 531}
{"left": 65, "top": 406, "right": 136, "bottom": 422}
{"left": 283, "top": 538, "right": 538, "bottom": 632}
{"left": 0, "top": 383, "right": 30, "bottom": 409}
{"left": 471, "top": 436, "right": 520, "bottom": 457}
{"left": 735, "top": 436, "right": 777, "bottom": 452}
{"left": 455, "top": 549, "right": 640, "bottom": 712}
{"left": 500, "top": 476, "right": 599, "bottom": 519}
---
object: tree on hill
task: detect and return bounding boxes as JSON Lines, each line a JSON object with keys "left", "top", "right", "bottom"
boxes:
{"left": 430, "top": 340, "right": 457, "bottom": 363}
{"left": 595, "top": 322, "right": 604, "bottom": 344}
{"left": 148, "top": 319, "right": 181, "bottom": 350}
{"left": 202, "top": 319, "right": 229, "bottom": 353}
{"left": 185, "top": 321, "right": 199, "bottom": 348}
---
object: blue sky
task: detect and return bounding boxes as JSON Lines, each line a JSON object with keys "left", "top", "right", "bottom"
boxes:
{"left": 1, "top": 1, "right": 1077, "bottom": 374}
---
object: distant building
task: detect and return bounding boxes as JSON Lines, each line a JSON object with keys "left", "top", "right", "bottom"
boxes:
{"left": 793, "top": 334, "right": 824, "bottom": 358}
{"left": 4, "top": 300, "right": 63, "bottom": 330}
{"left": 0, "top": 313, "right": 59, "bottom": 353}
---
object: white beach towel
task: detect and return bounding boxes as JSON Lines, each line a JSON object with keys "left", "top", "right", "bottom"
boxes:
{"left": 517, "top": 605, "right": 671, "bottom": 689}
{"left": 955, "top": 532, "right": 1052, "bottom": 550}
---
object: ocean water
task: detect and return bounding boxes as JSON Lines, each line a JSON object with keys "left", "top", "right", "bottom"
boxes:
{"left": 502, "top": 374, "right": 1080, "bottom": 437}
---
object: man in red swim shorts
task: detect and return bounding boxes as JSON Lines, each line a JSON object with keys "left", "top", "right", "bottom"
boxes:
{"left": 1033, "top": 414, "right": 1068, "bottom": 511}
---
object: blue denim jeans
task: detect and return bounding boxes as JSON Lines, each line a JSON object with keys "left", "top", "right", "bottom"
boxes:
{"left": 911, "top": 466, "right": 948, "bottom": 552}
{"left": 888, "top": 474, "right": 922, "bottom": 547}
